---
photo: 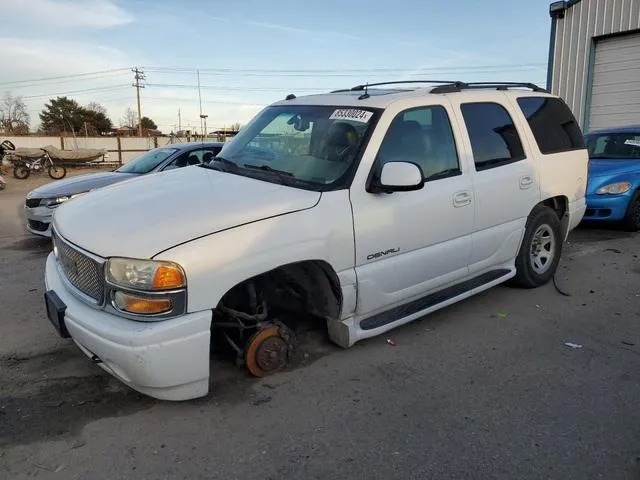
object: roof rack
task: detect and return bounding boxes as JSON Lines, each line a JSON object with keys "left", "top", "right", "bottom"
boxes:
{"left": 430, "top": 81, "right": 547, "bottom": 94}
{"left": 349, "top": 80, "right": 462, "bottom": 92}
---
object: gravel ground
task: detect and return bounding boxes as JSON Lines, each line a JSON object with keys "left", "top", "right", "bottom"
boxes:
{"left": 0, "top": 171, "right": 639, "bottom": 480}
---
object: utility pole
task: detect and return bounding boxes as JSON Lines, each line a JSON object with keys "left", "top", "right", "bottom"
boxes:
{"left": 178, "top": 108, "right": 181, "bottom": 133}
{"left": 132, "top": 66, "right": 145, "bottom": 137}
{"left": 197, "top": 69, "right": 204, "bottom": 137}
{"left": 200, "top": 114, "right": 208, "bottom": 139}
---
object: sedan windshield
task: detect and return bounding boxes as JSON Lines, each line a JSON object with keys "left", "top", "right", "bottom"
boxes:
{"left": 115, "top": 147, "right": 179, "bottom": 173}
{"left": 586, "top": 133, "right": 640, "bottom": 159}
{"left": 215, "top": 105, "right": 378, "bottom": 189}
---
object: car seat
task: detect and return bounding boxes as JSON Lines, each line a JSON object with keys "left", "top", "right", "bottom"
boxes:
{"left": 320, "top": 122, "right": 359, "bottom": 162}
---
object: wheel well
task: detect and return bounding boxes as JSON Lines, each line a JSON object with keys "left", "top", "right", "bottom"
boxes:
{"left": 540, "top": 196, "right": 568, "bottom": 220}
{"left": 215, "top": 260, "right": 343, "bottom": 324}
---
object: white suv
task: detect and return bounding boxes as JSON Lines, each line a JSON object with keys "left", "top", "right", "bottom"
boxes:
{"left": 43, "top": 81, "right": 588, "bottom": 401}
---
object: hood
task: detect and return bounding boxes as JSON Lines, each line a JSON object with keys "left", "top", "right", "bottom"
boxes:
{"left": 53, "top": 166, "right": 321, "bottom": 258}
{"left": 27, "top": 171, "right": 138, "bottom": 198}
{"left": 588, "top": 158, "right": 640, "bottom": 178}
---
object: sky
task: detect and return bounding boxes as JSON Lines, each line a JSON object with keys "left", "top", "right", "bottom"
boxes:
{"left": 1, "top": 0, "right": 553, "bottom": 134}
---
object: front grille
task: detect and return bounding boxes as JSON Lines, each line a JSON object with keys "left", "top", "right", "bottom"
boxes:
{"left": 25, "top": 198, "right": 41, "bottom": 208}
{"left": 53, "top": 231, "right": 105, "bottom": 304}
{"left": 28, "top": 219, "right": 49, "bottom": 232}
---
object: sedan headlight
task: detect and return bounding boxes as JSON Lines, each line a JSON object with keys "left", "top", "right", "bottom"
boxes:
{"left": 43, "top": 193, "right": 85, "bottom": 208}
{"left": 106, "top": 257, "right": 186, "bottom": 291}
{"left": 596, "top": 182, "right": 632, "bottom": 195}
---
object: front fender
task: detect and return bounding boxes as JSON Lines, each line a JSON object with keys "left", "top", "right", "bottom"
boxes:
{"left": 153, "top": 190, "right": 355, "bottom": 313}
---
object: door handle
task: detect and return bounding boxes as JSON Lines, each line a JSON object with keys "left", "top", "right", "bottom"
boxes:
{"left": 453, "top": 191, "right": 472, "bottom": 207}
{"left": 519, "top": 176, "right": 534, "bottom": 189}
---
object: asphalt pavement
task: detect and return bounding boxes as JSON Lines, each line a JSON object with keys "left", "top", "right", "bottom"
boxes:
{"left": 1, "top": 171, "right": 639, "bottom": 480}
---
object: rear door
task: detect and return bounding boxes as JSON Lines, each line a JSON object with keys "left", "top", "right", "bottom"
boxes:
{"left": 449, "top": 93, "right": 541, "bottom": 275}
{"left": 510, "top": 95, "right": 588, "bottom": 233}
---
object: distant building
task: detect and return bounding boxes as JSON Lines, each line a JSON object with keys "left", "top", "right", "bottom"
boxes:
{"left": 548, "top": 0, "right": 640, "bottom": 132}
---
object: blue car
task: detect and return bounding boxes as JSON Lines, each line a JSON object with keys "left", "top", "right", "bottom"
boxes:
{"left": 583, "top": 126, "right": 640, "bottom": 231}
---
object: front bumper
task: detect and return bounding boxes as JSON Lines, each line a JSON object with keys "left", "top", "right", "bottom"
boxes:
{"left": 24, "top": 205, "right": 53, "bottom": 237}
{"left": 583, "top": 193, "right": 631, "bottom": 222}
{"left": 45, "top": 253, "right": 212, "bottom": 401}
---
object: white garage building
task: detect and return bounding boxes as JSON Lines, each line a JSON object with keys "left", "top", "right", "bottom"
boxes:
{"left": 548, "top": 0, "right": 640, "bottom": 132}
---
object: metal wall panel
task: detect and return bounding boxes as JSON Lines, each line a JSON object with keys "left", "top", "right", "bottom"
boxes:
{"left": 588, "top": 32, "right": 640, "bottom": 130}
{"left": 551, "top": 0, "right": 640, "bottom": 129}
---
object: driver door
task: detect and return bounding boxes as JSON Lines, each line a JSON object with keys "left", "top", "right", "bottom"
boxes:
{"left": 349, "top": 102, "right": 475, "bottom": 319}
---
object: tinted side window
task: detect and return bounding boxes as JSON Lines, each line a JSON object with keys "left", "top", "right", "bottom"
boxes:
{"left": 202, "top": 146, "right": 222, "bottom": 163}
{"left": 517, "top": 96, "right": 585, "bottom": 154}
{"left": 377, "top": 106, "right": 460, "bottom": 180}
{"left": 164, "top": 149, "right": 202, "bottom": 169}
{"left": 460, "top": 102, "right": 525, "bottom": 171}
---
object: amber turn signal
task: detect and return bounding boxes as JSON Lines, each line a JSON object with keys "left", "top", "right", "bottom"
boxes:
{"left": 114, "top": 291, "right": 172, "bottom": 315}
{"left": 152, "top": 265, "right": 186, "bottom": 289}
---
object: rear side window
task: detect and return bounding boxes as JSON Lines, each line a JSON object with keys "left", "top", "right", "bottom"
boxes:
{"left": 460, "top": 102, "right": 525, "bottom": 171}
{"left": 517, "top": 96, "right": 585, "bottom": 154}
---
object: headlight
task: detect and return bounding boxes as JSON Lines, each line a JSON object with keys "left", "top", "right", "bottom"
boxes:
{"left": 43, "top": 193, "right": 85, "bottom": 208}
{"left": 596, "top": 182, "right": 632, "bottom": 195}
{"left": 106, "top": 257, "right": 186, "bottom": 291}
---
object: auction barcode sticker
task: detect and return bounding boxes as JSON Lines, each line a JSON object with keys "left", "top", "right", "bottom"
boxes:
{"left": 329, "top": 109, "right": 373, "bottom": 123}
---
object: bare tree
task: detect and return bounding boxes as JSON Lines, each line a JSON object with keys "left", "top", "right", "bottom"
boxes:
{"left": 86, "top": 101, "right": 108, "bottom": 116}
{"left": 0, "top": 92, "right": 30, "bottom": 134}
{"left": 231, "top": 122, "right": 242, "bottom": 132}
{"left": 120, "top": 107, "right": 136, "bottom": 128}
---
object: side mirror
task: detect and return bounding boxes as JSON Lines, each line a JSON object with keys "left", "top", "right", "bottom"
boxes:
{"left": 373, "top": 161, "right": 424, "bottom": 193}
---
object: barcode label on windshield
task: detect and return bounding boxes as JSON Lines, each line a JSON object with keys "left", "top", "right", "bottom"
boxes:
{"left": 329, "top": 109, "right": 373, "bottom": 123}
{"left": 624, "top": 139, "right": 640, "bottom": 147}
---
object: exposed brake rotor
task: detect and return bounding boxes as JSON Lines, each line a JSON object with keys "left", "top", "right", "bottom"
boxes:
{"left": 244, "top": 323, "right": 295, "bottom": 377}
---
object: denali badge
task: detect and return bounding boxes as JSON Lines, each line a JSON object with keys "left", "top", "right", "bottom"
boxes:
{"left": 367, "top": 248, "right": 400, "bottom": 260}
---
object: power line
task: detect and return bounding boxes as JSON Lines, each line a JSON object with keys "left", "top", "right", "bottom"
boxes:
{"left": 144, "top": 63, "right": 545, "bottom": 74}
{"left": 0, "top": 68, "right": 131, "bottom": 87}
{"left": 20, "top": 84, "right": 131, "bottom": 100}
{"left": 7, "top": 72, "right": 131, "bottom": 90}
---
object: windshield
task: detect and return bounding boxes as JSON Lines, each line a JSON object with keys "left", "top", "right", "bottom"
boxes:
{"left": 115, "top": 147, "right": 179, "bottom": 173}
{"left": 586, "top": 132, "right": 640, "bottom": 159}
{"left": 216, "top": 105, "right": 379, "bottom": 189}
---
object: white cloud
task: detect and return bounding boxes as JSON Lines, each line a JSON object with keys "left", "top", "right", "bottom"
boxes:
{"left": 4, "top": 0, "right": 132, "bottom": 28}
{"left": 245, "top": 19, "right": 361, "bottom": 42}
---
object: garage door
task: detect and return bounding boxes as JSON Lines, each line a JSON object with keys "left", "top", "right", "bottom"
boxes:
{"left": 588, "top": 32, "right": 640, "bottom": 131}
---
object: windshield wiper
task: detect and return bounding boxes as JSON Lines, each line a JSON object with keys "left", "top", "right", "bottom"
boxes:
{"left": 243, "top": 163, "right": 295, "bottom": 178}
{"left": 201, "top": 155, "right": 239, "bottom": 172}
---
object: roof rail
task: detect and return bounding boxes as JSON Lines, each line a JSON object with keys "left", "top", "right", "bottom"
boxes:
{"left": 431, "top": 81, "right": 547, "bottom": 94}
{"left": 349, "top": 80, "right": 462, "bottom": 91}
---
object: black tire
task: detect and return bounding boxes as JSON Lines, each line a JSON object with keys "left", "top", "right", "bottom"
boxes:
{"left": 47, "top": 165, "right": 66, "bottom": 180}
{"left": 510, "top": 205, "right": 563, "bottom": 288}
{"left": 13, "top": 164, "right": 29, "bottom": 179}
{"left": 621, "top": 190, "right": 640, "bottom": 232}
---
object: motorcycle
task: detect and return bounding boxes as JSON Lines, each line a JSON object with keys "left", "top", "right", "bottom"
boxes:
{"left": 1, "top": 140, "right": 66, "bottom": 180}
{"left": 11, "top": 154, "right": 67, "bottom": 180}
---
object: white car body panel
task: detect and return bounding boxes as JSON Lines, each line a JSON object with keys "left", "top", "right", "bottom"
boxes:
{"left": 156, "top": 190, "right": 355, "bottom": 314}
{"left": 54, "top": 166, "right": 321, "bottom": 258}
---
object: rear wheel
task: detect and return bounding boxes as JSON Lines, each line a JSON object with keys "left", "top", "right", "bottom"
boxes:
{"left": 510, "top": 205, "right": 562, "bottom": 288}
{"left": 621, "top": 191, "right": 640, "bottom": 232}
{"left": 47, "top": 165, "right": 66, "bottom": 179}
{"left": 13, "top": 164, "right": 29, "bottom": 179}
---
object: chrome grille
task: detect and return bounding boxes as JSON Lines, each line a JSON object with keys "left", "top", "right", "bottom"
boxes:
{"left": 53, "top": 231, "right": 105, "bottom": 304}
